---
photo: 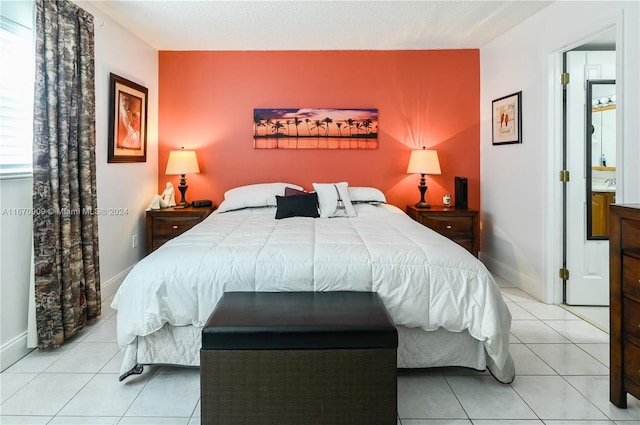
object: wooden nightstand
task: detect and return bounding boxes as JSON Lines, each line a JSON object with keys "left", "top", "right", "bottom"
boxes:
{"left": 146, "top": 205, "right": 216, "bottom": 254}
{"left": 406, "top": 205, "right": 479, "bottom": 257}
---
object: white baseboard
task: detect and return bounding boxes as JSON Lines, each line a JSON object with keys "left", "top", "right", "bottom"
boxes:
{"left": 1, "top": 331, "right": 32, "bottom": 372}
{"left": 0, "top": 265, "right": 132, "bottom": 371}
{"left": 101, "top": 265, "right": 132, "bottom": 303}
{"left": 480, "top": 253, "right": 544, "bottom": 302}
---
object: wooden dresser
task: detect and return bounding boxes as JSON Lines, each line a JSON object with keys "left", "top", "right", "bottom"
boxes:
{"left": 146, "top": 205, "right": 215, "bottom": 255}
{"left": 610, "top": 204, "right": 640, "bottom": 407}
{"left": 406, "top": 205, "right": 479, "bottom": 257}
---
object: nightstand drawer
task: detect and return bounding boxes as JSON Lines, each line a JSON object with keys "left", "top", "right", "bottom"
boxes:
{"left": 453, "top": 239, "right": 474, "bottom": 253}
{"left": 421, "top": 216, "right": 473, "bottom": 238}
{"left": 152, "top": 216, "right": 202, "bottom": 237}
{"left": 146, "top": 206, "right": 215, "bottom": 255}
{"left": 152, "top": 238, "right": 172, "bottom": 252}
{"left": 406, "top": 206, "right": 479, "bottom": 257}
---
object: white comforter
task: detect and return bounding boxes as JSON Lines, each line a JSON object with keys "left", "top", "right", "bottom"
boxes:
{"left": 113, "top": 204, "right": 513, "bottom": 381}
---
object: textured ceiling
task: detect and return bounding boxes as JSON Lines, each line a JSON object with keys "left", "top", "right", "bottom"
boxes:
{"left": 87, "top": 0, "right": 554, "bottom": 51}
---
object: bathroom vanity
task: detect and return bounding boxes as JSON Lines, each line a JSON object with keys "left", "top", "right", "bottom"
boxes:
{"left": 592, "top": 190, "right": 615, "bottom": 236}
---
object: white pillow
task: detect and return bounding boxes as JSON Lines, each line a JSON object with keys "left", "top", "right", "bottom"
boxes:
{"left": 312, "top": 182, "right": 357, "bottom": 218}
{"left": 348, "top": 186, "right": 386, "bottom": 204}
{"left": 218, "top": 182, "right": 304, "bottom": 213}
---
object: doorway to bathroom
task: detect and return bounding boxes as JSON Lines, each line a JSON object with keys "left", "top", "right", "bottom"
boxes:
{"left": 562, "top": 28, "right": 617, "bottom": 307}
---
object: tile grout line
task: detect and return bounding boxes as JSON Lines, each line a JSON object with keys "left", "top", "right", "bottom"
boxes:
{"left": 559, "top": 373, "right": 615, "bottom": 422}
{"left": 3, "top": 284, "right": 628, "bottom": 423}
{"left": 441, "top": 374, "right": 472, "bottom": 422}
{"left": 115, "top": 365, "right": 159, "bottom": 424}
{"left": 509, "top": 289, "right": 616, "bottom": 422}
{"left": 495, "top": 291, "right": 550, "bottom": 421}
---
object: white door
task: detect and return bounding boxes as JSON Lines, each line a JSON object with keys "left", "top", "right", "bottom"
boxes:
{"left": 565, "top": 50, "right": 615, "bottom": 305}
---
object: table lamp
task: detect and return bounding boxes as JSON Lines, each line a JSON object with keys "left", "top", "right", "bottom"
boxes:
{"left": 166, "top": 147, "right": 200, "bottom": 207}
{"left": 407, "top": 147, "right": 441, "bottom": 208}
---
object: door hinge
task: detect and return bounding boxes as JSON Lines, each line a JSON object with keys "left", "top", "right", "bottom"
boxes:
{"left": 560, "top": 72, "right": 570, "bottom": 85}
{"left": 559, "top": 268, "right": 570, "bottom": 280}
{"left": 560, "top": 170, "right": 570, "bottom": 182}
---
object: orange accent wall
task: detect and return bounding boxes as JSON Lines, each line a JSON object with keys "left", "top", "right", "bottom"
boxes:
{"left": 158, "top": 50, "right": 480, "bottom": 210}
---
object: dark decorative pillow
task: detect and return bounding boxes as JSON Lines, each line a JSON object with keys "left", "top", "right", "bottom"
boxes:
{"left": 284, "top": 186, "right": 307, "bottom": 196}
{"left": 275, "top": 192, "right": 319, "bottom": 219}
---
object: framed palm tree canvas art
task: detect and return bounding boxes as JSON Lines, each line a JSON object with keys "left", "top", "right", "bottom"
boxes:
{"left": 253, "top": 108, "right": 378, "bottom": 149}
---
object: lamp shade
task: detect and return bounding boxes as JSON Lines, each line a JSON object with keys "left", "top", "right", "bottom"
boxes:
{"left": 407, "top": 149, "right": 441, "bottom": 175}
{"left": 166, "top": 149, "right": 200, "bottom": 175}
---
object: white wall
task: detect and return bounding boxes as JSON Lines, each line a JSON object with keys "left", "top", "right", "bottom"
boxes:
{"left": 78, "top": 0, "right": 159, "bottom": 300}
{"left": 0, "top": 1, "right": 158, "bottom": 370}
{"left": 0, "top": 177, "right": 34, "bottom": 370}
{"left": 480, "top": 1, "right": 640, "bottom": 302}
{"left": 0, "top": 0, "right": 35, "bottom": 371}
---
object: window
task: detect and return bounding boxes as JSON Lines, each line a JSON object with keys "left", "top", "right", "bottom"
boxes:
{"left": 0, "top": 12, "right": 34, "bottom": 177}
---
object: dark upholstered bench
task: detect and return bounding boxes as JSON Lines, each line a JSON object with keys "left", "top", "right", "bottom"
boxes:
{"left": 200, "top": 291, "right": 398, "bottom": 425}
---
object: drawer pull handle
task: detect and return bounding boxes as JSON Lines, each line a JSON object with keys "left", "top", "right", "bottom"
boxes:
{"left": 446, "top": 225, "right": 453, "bottom": 229}
{"left": 172, "top": 225, "right": 178, "bottom": 229}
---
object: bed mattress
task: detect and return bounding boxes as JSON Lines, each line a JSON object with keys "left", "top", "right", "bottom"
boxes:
{"left": 112, "top": 203, "right": 514, "bottom": 382}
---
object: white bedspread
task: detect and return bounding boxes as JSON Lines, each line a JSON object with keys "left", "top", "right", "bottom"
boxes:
{"left": 112, "top": 204, "right": 513, "bottom": 381}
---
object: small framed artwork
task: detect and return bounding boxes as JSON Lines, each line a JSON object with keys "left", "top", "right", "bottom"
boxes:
{"left": 108, "top": 73, "right": 148, "bottom": 162}
{"left": 492, "top": 91, "right": 522, "bottom": 145}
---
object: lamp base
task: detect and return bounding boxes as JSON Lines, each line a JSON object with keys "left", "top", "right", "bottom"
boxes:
{"left": 414, "top": 175, "right": 430, "bottom": 209}
{"left": 177, "top": 175, "right": 190, "bottom": 207}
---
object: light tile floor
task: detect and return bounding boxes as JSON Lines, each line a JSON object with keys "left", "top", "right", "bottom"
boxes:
{"left": 564, "top": 305, "right": 610, "bottom": 333}
{"left": 2, "top": 275, "right": 640, "bottom": 424}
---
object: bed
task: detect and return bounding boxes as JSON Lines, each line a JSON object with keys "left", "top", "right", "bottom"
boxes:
{"left": 112, "top": 182, "right": 515, "bottom": 383}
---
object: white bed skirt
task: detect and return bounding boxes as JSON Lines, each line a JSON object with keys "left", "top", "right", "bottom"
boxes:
{"left": 119, "top": 324, "right": 515, "bottom": 383}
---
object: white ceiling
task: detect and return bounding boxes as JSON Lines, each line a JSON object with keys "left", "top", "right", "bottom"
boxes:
{"left": 87, "top": 0, "right": 555, "bottom": 51}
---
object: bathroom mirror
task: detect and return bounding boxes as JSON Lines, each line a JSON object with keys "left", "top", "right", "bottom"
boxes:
{"left": 586, "top": 79, "right": 616, "bottom": 240}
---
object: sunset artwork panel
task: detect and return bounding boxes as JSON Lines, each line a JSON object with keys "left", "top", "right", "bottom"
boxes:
{"left": 253, "top": 108, "right": 378, "bottom": 149}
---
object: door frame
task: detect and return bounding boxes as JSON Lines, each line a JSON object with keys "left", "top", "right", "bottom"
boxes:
{"left": 548, "top": 18, "right": 624, "bottom": 305}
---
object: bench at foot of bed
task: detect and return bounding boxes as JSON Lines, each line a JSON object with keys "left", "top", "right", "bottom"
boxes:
{"left": 200, "top": 291, "right": 398, "bottom": 425}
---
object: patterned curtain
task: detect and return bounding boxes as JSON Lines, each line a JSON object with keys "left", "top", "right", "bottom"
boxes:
{"left": 32, "top": 0, "right": 100, "bottom": 349}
